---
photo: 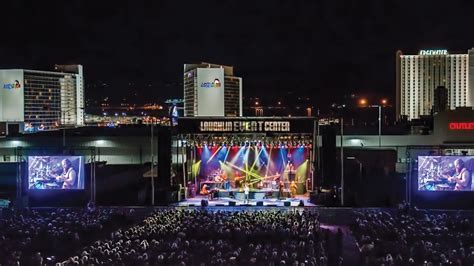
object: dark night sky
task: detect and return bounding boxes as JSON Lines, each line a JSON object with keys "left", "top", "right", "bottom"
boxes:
{"left": 2, "top": 0, "right": 474, "bottom": 105}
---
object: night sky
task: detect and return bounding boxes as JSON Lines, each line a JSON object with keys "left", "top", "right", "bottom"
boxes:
{"left": 2, "top": 0, "right": 474, "bottom": 106}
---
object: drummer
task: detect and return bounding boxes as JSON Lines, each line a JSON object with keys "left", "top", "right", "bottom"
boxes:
{"left": 444, "top": 159, "right": 472, "bottom": 191}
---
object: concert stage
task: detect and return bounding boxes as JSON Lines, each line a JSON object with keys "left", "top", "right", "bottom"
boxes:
{"left": 173, "top": 194, "right": 316, "bottom": 207}
{"left": 173, "top": 117, "right": 317, "bottom": 208}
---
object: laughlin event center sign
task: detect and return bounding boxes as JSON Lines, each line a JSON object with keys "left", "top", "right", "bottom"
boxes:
{"left": 200, "top": 120, "right": 290, "bottom": 132}
{"left": 177, "top": 117, "right": 315, "bottom": 134}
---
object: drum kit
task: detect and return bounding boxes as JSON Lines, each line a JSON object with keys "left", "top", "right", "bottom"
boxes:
{"left": 419, "top": 158, "right": 455, "bottom": 191}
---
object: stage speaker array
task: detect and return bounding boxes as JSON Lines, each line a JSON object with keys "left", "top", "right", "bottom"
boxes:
{"left": 321, "top": 126, "right": 337, "bottom": 186}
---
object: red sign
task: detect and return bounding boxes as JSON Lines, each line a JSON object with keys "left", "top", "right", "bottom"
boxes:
{"left": 449, "top": 122, "right": 474, "bottom": 130}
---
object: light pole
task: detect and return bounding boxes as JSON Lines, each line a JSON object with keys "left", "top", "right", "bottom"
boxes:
{"left": 368, "top": 105, "right": 382, "bottom": 148}
{"left": 340, "top": 117, "right": 344, "bottom": 206}
{"left": 378, "top": 105, "right": 381, "bottom": 148}
{"left": 150, "top": 120, "right": 155, "bottom": 205}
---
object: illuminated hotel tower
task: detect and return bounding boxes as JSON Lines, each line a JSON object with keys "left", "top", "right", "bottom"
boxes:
{"left": 183, "top": 63, "right": 242, "bottom": 117}
{"left": 396, "top": 49, "right": 474, "bottom": 120}
{"left": 0, "top": 65, "right": 84, "bottom": 132}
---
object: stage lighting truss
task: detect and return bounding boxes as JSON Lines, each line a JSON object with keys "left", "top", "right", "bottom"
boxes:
{"left": 181, "top": 133, "right": 313, "bottom": 149}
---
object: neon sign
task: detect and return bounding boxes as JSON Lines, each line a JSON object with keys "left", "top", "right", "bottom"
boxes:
{"left": 419, "top": 49, "right": 448, "bottom": 55}
{"left": 449, "top": 122, "right": 474, "bottom": 130}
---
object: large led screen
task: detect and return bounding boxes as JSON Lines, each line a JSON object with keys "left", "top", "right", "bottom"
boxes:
{"left": 418, "top": 156, "right": 474, "bottom": 191}
{"left": 28, "top": 156, "right": 84, "bottom": 190}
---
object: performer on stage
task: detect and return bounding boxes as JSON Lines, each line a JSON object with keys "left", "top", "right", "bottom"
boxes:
{"left": 278, "top": 179, "right": 284, "bottom": 200}
{"left": 287, "top": 162, "right": 296, "bottom": 181}
{"left": 55, "top": 159, "right": 77, "bottom": 189}
{"left": 244, "top": 183, "right": 250, "bottom": 204}
{"left": 200, "top": 184, "right": 210, "bottom": 195}
{"left": 271, "top": 172, "right": 280, "bottom": 189}
{"left": 290, "top": 180, "right": 297, "bottom": 198}
{"left": 222, "top": 171, "right": 230, "bottom": 190}
{"left": 444, "top": 159, "right": 472, "bottom": 191}
{"left": 200, "top": 184, "right": 216, "bottom": 200}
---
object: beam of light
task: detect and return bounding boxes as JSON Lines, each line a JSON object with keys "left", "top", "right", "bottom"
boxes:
{"left": 207, "top": 145, "right": 223, "bottom": 164}
{"left": 243, "top": 146, "right": 251, "bottom": 165}
{"left": 250, "top": 146, "right": 264, "bottom": 170}
{"left": 219, "top": 161, "right": 233, "bottom": 172}
{"left": 295, "top": 160, "right": 309, "bottom": 182}
{"left": 280, "top": 147, "right": 287, "bottom": 173}
{"left": 230, "top": 146, "right": 245, "bottom": 165}
{"left": 201, "top": 146, "right": 211, "bottom": 163}
{"left": 244, "top": 147, "right": 251, "bottom": 181}
{"left": 225, "top": 161, "right": 265, "bottom": 181}
{"left": 191, "top": 160, "right": 201, "bottom": 178}
{"left": 223, "top": 146, "right": 231, "bottom": 162}
{"left": 291, "top": 146, "right": 306, "bottom": 166}
{"left": 265, "top": 147, "right": 272, "bottom": 177}
{"left": 245, "top": 162, "right": 249, "bottom": 182}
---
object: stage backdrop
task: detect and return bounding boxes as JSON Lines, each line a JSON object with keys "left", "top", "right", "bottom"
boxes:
{"left": 193, "top": 145, "right": 310, "bottom": 192}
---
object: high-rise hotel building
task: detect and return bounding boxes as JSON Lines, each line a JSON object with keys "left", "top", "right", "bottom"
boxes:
{"left": 0, "top": 65, "right": 84, "bottom": 133}
{"left": 184, "top": 63, "right": 242, "bottom": 117}
{"left": 396, "top": 49, "right": 474, "bottom": 120}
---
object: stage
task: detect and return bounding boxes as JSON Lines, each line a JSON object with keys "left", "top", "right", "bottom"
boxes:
{"left": 172, "top": 117, "right": 318, "bottom": 208}
{"left": 172, "top": 194, "right": 316, "bottom": 207}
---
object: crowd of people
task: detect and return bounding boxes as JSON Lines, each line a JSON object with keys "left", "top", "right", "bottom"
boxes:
{"left": 0, "top": 206, "right": 134, "bottom": 265}
{"left": 352, "top": 207, "right": 474, "bottom": 265}
{"left": 15, "top": 204, "right": 474, "bottom": 265}
{"left": 62, "top": 209, "right": 332, "bottom": 265}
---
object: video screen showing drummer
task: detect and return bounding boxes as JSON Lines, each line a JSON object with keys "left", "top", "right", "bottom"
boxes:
{"left": 418, "top": 156, "right": 473, "bottom": 191}
{"left": 28, "top": 156, "right": 83, "bottom": 190}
